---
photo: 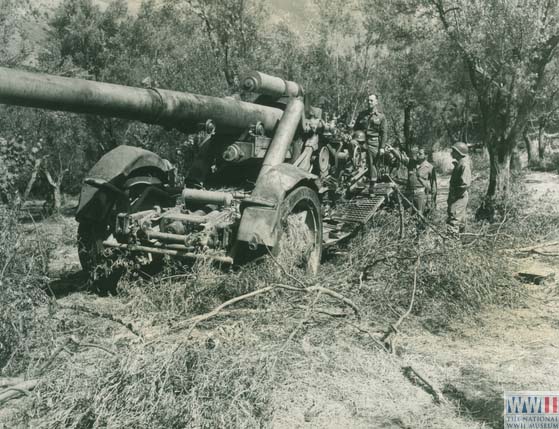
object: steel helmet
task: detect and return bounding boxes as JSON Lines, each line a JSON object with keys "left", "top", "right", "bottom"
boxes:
{"left": 451, "top": 142, "right": 468, "bottom": 156}
{"left": 353, "top": 130, "right": 366, "bottom": 143}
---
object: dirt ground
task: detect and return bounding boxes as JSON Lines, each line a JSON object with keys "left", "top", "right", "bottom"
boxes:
{"left": 271, "top": 171, "right": 559, "bottom": 429}
{"left": 3, "top": 171, "right": 559, "bottom": 429}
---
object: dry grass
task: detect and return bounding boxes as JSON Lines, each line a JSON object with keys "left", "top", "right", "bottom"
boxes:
{"left": 18, "top": 337, "right": 274, "bottom": 428}
{"left": 2, "top": 159, "right": 548, "bottom": 427}
{"left": 314, "top": 208, "right": 520, "bottom": 331}
{"left": 0, "top": 205, "right": 53, "bottom": 375}
{"left": 275, "top": 211, "right": 315, "bottom": 273}
{"left": 271, "top": 337, "right": 484, "bottom": 428}
{"left": 528, "top": 151, "right": 559, "bottom": 173}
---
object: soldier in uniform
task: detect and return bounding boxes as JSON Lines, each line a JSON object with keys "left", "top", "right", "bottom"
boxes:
{"left": 401, "top": 146, "right": 427, "bottom": 216}
{"left": 392, "top": 146, "right": 437, "bottom": 219}
{"left": 447, "top": 142, "right": 472, "bottom": 234}
{"left": 354, "top": 94, "right": 387, "bottom": 193}
{"left": 415, "top": 148, "right": 437, "bottom": 215}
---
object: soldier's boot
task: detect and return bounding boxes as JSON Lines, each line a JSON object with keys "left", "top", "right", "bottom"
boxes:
{"left": 446, "top": 222, "right": 460, "bottom": 239}
{"left": 368, "top": 163, "right": 378, "bottom": 195}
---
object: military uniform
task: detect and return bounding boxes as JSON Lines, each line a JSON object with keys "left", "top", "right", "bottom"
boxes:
{"left": 403, "top": 159, "right": 427, "bottom": 216}
{"left": 447, "top": 156, "right": 471, "bottom": 233}
{"left": 416, "top": 159, "right": 437, "bottom": 214}
{"left": 354, "top": 107, "right": 387, "bottom": 184}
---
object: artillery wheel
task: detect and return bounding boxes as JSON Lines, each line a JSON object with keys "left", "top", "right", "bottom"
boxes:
{"left": 275, "top": 186, "right": 322, "bottom": 274}
{"left": 77, "top": 221, "right": 121, "bottom": 294}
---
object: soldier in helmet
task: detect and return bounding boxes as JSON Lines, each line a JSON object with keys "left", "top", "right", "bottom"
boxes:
{"left": 350, "top": 130, "right": 367, "bottom": 171}
{"left": 354, "top": 94, "right": 387, "bottom": 193}
{"left": 447, "top": 142, "right": 472, "bottom": 234}
{"left": 351, "top": 130, "right": 367, "bottom": 152}
{"left": 352, "top": 130, "right": 367, "bottom": 145}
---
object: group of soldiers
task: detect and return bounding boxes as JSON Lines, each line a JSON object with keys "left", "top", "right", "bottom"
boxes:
{"left": 352, "top": 93, "right": 472, "bottom": 234}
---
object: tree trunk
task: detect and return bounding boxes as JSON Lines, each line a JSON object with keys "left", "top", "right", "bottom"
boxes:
{"left": 487, "top": 143, "right": 512, "bottom": 199}
{"left": 510, "top": 148, "right": 521, "bottom": 172}
{"left": 403, "top": 104, "right": 412, "bottom": 152}
{"left": 44, "top": 169, "right": 63, "bottom": 214}
{"left": 461, "top": 94, "right": 470, "bottom": 143}
{"left": 53, "top": 184, "right": 61, "bottom": 213}
{"left": 477, "top": 137, "right": 513, "bottom": 222}
{"left": 523, "top": 128, "right": 533, "bottom": 165}
{"left": 23, "top": 158, "right": 42, "bottom": 201}
{"left": 538, "top": 123, "right": 546, "bottom": 159}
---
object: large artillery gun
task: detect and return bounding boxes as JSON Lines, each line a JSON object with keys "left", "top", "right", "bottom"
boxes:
{"left": 0, "top": 67, "right": 394, "bottom": 287}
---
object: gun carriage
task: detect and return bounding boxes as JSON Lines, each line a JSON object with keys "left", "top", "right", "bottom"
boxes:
{"left": 0, "top": 67, "right": 395, "bottom": 287}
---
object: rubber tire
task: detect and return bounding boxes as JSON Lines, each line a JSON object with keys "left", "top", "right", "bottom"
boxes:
{"left": 77, "top": 221, "right": 122, "bottom": 294}
{"left": 276, "top": 186, "right": 323, "bottom": 275}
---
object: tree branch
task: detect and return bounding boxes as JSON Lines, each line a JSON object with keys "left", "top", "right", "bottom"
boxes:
{"left": 381, "top": 255, "right": 420, "bottom": 353}
{"left": 174, "top": 286, "right": 276, "bottom": 336}
{"left": 44, "top": 169, "right": 56, "bottom": 188}
{"left": 0, "top": 380, "right": 38, "bottom": 405}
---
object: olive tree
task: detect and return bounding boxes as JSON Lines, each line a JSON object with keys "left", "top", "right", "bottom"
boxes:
{"left": 428, "top": 0, "right": 559, "bottom": 209}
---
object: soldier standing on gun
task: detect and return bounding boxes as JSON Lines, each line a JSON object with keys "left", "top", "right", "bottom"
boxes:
{"left": 354, "top": 94, "right": 387, "bottom": 194}
{"left": 447, "top": 142, "right": 471, "bottom": 234}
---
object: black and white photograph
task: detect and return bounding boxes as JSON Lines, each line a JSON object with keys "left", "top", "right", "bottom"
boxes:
{"left": 1, "top": 0, "right": 559, "bottom": 428}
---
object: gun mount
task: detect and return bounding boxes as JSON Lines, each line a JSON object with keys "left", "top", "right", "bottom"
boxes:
{"left": 0, "top": 67, "right": 395, "bottom": 290}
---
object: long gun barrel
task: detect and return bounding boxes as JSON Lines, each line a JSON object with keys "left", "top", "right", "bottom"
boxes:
{"left": 0, "top": 67, "right": 284, "bottom": 134}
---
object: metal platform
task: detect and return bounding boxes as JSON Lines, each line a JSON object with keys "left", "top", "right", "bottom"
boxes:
{"left": 322, "top": 182, "right": 395, "bottom": 248}
{"left": 321, "top": 195, "right": 386, "bottom": 248}
{"left": 332, "top": 195, "right": 385, "bottom": 225}
{"left": 330, "top": 195, "right": 387, "bottom": 224}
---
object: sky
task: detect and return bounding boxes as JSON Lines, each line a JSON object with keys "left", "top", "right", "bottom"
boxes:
{"left": 26, "top": 0, "right": 313, "bottom": 34}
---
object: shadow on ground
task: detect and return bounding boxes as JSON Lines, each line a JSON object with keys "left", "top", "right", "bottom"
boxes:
{"left": 46, "top": 270, "right": 88, "bottom": 298}
{"left": 443, "top": 369, "right": 504, "bottom": 429}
